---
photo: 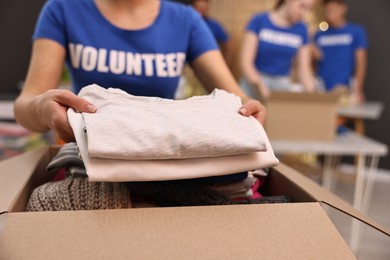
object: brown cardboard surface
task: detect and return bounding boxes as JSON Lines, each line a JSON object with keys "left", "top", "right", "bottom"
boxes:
{"left": 273, "top": 163, "right": 390, "bottom": 236}
{"left": 0, "top": 147, "right": 50, "bottom": 214}
{"left": 1, "top": 145, "right": 389, "bottom": 258}
{"left": 269, "top": 91, "right": 340, "bottom": 103}
{"left": 0, "top": 204, "right": 355, "bottom": 260}
{"left": 265, "top": 91, "right": 339, "bottom": 141}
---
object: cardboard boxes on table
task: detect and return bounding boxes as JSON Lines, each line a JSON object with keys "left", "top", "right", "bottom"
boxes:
{"left": 0, "top": 146, "right": 389, "bottom": 259}
{"left": 265, "top": 91, "right": 340, "bottom": 141}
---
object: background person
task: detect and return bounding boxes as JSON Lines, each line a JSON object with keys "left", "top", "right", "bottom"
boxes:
{"left": 313, "top": 0, "right": 368, "bottom": 104}
{"left": 240, "top": 0, "right": 316, "bottom": 101}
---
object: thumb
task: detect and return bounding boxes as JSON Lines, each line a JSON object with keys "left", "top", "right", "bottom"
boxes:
{"left": 54, "top": 90, "right": 97, "bottom": 113}
{"left": 239, "top": 100, "right": 266, "bottom": 125}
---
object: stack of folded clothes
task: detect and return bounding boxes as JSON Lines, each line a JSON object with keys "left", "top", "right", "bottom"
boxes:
{"left": 25, "top": 85, "right": 286, "bottom": 211}
{"left": 67, "top": 84, "right": 279, "bottom": 182}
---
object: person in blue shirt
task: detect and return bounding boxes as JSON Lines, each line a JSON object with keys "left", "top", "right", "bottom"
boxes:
{"left": 240, "top": 0, "right": 316, "bottom": 100}
{"left": 313, "top": 0, "right": 367, "bottom": 104}
{"left": 191, "top": 0, "right": 233, "bottom": 65}
{"left": 14, "top": 0, "right": 265, "bottom": 142}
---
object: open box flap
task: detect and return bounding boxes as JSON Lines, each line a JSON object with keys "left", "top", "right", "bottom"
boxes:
{"left": 267, "top": 91, "right": 340, "bottom": 103}
{"left": 0, "top": 146, "right": 51, "bottom": 214}
{"left": 0, "top": 204, "right": 355, "bottom": 259}
{"left": 273, "top": 163, "right": 390, "bottom": 236}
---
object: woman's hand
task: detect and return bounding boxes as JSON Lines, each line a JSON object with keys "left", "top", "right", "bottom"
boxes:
{"left": 33, "top": 89, "right": 97, "bottom": 142}
{"left": 351, "top": 90, "right": 365, "bottom": 105}
{"left": 239, "top": 99, "right": 267, "bottom": 125}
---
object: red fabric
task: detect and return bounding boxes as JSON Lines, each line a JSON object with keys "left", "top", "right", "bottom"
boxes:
{"left": 51, "top": 168, "right": 66, "bottom": 182}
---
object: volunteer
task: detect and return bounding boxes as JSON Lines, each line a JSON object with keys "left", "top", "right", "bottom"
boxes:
{"left": 240, "top": 0, "right": 316, "bottom": 100}
{"left": 313, "top": 0, "right": 367, "bottom": 104}
{"left": 14, "top": 0, "right": 265, "bottom": 142}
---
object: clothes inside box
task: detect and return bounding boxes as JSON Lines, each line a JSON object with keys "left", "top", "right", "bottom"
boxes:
{"left": 25, "top": 144, "right": 291, "bottom": 211}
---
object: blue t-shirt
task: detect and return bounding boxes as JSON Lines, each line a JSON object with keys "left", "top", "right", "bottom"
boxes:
{"left": 33, "top": 0, "right": 218, "bottom": 98}
{"left": 246, "top": 13, "right": 308, "bottom": 76}
{"left": 314, "top": 23, "right": 368, "bottom": 91}
{"left": 203, "top": 17, "right": 229, "bottom": 43}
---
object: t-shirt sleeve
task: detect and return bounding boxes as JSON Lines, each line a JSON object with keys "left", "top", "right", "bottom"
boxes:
{"left": 187, "top": 9, "right": 218, "bottom": 63}
{"left": 246, "top": 14, "right": 262, "bottom": 34}
{"left": 211, "top": 20, "right": 229, "bottom": 42}
{"left": 353, "top": 26, "right": 368, "bottom": 50}
{"left": 33, "top": 0, "right": 66, "bottom": 47}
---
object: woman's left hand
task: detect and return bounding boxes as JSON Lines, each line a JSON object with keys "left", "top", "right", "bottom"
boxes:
{"left": 239, "top": 99, "right": 266, "bottom": 125}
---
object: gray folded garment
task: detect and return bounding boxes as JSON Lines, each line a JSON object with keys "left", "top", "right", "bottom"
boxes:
{"left": 46, "top": 142, "right": 87, "bottom": 178}
{"left": 208, "top": 175, "right": 256, "bottom": 194}
{"left": 224, "top": 189, "right": 254, "bottom": 199}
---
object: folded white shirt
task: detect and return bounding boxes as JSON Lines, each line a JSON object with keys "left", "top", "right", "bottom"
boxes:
{"left": 78, "top": 84, "right": 267, "bottom": 160}
{"left": 68, "top": 108, "right": 279, "bottom": 182}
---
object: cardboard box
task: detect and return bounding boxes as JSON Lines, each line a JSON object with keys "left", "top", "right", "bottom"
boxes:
{"left": 265, "top": 91, "right": 339, "bottom": 141}
{"left": 0, "top": 146, "right": 389, "bottom": 259}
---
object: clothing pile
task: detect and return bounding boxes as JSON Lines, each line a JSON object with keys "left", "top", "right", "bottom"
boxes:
{"left": 67, "top": 84, "right": 279, "bottom": 182}
{"left": 27, "top": 153, "right": 291, "bottom": 211}
{"left": 26, "top": 85, "right": 285, "bottom": 211}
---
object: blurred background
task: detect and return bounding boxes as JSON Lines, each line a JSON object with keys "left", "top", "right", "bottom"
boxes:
{"left": 1, "top": 0, "right": 389, "bottom": 168}
{"left": 0, "top": 0, "right": 389, "bottom": 258}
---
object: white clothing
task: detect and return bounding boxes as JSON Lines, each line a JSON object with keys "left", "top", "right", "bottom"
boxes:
{"left": 68, "top": 108, "right": 279, "bottom": 182}
{"left": 79, "top": 84, "right": 266, "bottom": 160}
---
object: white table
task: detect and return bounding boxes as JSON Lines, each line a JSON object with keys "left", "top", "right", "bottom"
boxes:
{"left": 338, "top": 101, "right": 384, "bottom": 120}
{"left": 337, "top": 101, "right": 384, "bottom": 134}
{"left": 271, "top": 131, "right": 388, "bottom": 252}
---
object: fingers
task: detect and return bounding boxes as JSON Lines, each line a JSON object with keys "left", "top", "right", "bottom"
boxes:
{"left": 239, "top": 99, "right": 267, "bottom": 125}
{"left": 50, "top": 102, "right": 76, "bottom": 142}
{"left": 52, "top": 89, "right": 97, "bottom": 113}
{"left": 43, "top": 89, "right": 92, "bottom": 142}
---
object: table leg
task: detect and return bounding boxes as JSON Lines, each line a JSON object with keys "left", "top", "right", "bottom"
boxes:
{"left": 350, "top": 155, "right": 381, "bottom": 252}
{"left": 352, "top": 155, "right": 366, "bottom": 209}
{"left": 354, "top": 118, "right": 365, "bottom": 135}
{"left": 360, "top": 156, "right": 379, "bottom": 213}
{"left": 322, "top": 155, "right": 336, "bottom": 191}
{"left": 350, "top": 154, "right": 377, "bottom": 253}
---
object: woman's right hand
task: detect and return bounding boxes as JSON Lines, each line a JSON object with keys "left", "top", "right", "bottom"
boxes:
{"left": 33, "top": 89, "right": 97, "bottom": 142}
{"left": 13, "top": 39, "right": 96, "bottom": 142}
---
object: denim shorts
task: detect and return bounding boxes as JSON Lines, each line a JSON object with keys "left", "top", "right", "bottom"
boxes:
{"left": 239, "top": 72, "right": 291, "bottom": 100}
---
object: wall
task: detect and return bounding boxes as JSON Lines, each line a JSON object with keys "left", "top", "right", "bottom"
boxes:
{"left": 0, "top": 0, "right": 46, "bottom": 98}
{"left": 345, "top": 0, "right": 390, "bottom": 169}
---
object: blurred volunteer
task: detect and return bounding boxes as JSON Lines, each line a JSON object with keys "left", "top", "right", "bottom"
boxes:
{"left": 240, "top": 0, "right": 316, "bottom": 100}
{"left": 313, "top": 0, "right": 367, "bottom": 104}
{"left": 14, "top": 0, "right": 266, "bottom": 142}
